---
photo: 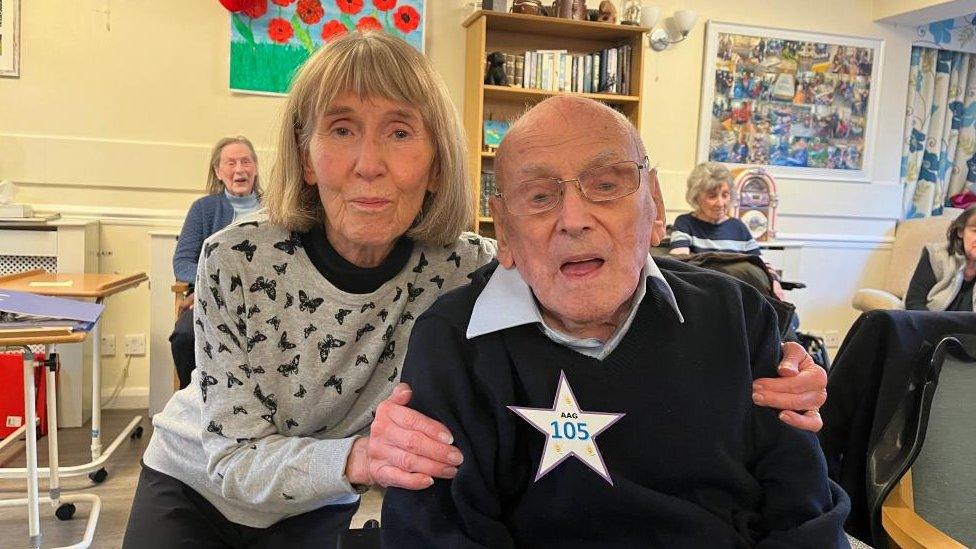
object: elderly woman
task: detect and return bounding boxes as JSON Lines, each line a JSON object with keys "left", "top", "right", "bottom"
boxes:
{"left": 670, "top": 161, "right": 784, "bottom": 300}
{"left": 905, "top": 205, "right": 976, "bottom": 311}
{"left": 124, "top": 33, "right": 826, "bottom": 548}
{"left": 171, "top": 136, "right": 262, "bottom": 388}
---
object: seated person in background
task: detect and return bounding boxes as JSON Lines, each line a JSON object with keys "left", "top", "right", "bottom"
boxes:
{"left": 670, "top": 161, "right": 784, "bottom": 300}
{"left": 170, "top": 136, "right": 261, "bottom": 388}
{"left": 905, "top": 205, "right": 976, "bottom": 311}
{"left": 381, "top": 97, "right": 849, "bottom": 548}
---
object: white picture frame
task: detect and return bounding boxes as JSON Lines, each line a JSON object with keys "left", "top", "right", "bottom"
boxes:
{"left": 697, "top": 21, "right": 884, "bottom": 182}
{"left": 0, "top": 0, "right": 19, "bottom": 77}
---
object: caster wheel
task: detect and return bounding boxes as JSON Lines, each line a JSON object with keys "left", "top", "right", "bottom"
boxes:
{"left": 131, "top": 426, "right": 144, "bottom": 440}
{"left": 89, "top": 468, "right": 108, "bottom": 484}
{"left": 56, "top": 503, "right": 76, "bottom": 521}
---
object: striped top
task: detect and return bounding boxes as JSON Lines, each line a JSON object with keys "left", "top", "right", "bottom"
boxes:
{"left": 669, "top": 213, "right": 761, "bottom": 256}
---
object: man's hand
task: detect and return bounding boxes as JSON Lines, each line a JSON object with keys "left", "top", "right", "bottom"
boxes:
{"left": 363, "top": 383, "right": 463, "bottom": 490}
{"left": 753, "top": 341, "right": 827, "bottom": 432}
{"left": 177, "top": 292, "right": 195, "bottom": 316}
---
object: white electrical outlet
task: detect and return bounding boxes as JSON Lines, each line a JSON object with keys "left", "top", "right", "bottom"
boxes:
{"left": 822, "top": 330, "right": 841, "bottom": 347}
{"left": 100, "top": 334, "right": 116, "bottom": 356}
{"left": 124, "top": 334, "right": 146, "bottom": 356}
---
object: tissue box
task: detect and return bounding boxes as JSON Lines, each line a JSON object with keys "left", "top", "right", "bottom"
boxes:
{"left": 0, "top": 204, "right": 33, "bottom": 218}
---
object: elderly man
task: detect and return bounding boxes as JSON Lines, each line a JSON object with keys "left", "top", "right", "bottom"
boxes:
{"left": 380, "top": 97, "right": 849, "bottom": 547}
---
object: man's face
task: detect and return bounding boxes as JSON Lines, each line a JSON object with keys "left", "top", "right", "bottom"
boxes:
{"left": 491, "top": 100, "right": 661, "bottom": 335}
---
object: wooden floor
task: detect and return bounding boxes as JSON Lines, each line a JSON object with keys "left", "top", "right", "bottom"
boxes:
{"left": 0, "top": 409, "right": 382, "bottom": 548}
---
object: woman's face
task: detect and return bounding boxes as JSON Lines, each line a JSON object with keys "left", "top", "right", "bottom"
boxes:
{"left": 961, "top": 215, "right": 976, "bottom": 261}
{"left": 215, "top": 143, "right": 257, "bottom": 197}
{"left": 696, "top": 183, "right": 732, "bottom": 224}
{"left": 302, "top": 92, "right": 435, "bottom": 263}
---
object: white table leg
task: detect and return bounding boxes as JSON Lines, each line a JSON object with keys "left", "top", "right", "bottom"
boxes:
{"left": 22, "top": 349, "right": 41, "bottom": 549}
{"left": 90, "top": 312, "right": 102, "bottom": 461}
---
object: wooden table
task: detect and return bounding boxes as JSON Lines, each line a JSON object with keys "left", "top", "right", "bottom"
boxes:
{"left": 0, "top": 270, "right": 147, "bottom": 485}
{"left": 0, "top": 329, "right": 101, "bottom": 549}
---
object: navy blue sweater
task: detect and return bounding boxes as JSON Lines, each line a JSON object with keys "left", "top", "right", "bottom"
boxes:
{"left": 173, "top": 193, "right": 235, "bottom": 283}
{"left": 382, "top": 258, "right": 849, "bottom": 548}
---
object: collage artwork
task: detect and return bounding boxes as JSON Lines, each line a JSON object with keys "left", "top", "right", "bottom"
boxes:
{"left": 707, "top": 32, "right": 874, "bottom": 171}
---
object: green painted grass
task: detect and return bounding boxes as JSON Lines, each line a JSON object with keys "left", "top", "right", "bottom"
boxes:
{"left": 230, "top": 42, "right": 310, "bottom": 94}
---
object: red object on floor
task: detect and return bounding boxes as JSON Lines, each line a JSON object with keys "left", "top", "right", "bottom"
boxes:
{"left": 0, "top": 352, "right": 49, "bottom": 439}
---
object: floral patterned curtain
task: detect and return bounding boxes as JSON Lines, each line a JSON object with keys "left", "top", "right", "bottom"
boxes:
{"left": 901, "top": 47, "right": 976, "bottom": 218}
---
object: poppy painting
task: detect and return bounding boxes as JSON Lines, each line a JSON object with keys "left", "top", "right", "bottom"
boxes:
{"left": 229, "top": 0, "right": 425, "bottom": 95}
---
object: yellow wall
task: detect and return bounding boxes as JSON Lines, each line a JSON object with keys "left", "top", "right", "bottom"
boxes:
{"left": 0, "top": 0, "right": 915, "bottom": 399}
{"left": 872, "top": 0, "right": 967, "bottom": 22}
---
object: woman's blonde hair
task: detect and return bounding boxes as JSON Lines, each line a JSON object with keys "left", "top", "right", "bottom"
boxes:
{"left": 264, "top": 32, "right": 472, "bottom": 245}
{"left": 685, "top": 161, "right": 735, "bottom": 209}
{"left": 205, "top": 136, "right": 261, "bottom": 196}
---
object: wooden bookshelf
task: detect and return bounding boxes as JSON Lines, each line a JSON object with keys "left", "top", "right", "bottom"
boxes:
{"left": 463, "top": 10, "right": 648, "bottom": 236}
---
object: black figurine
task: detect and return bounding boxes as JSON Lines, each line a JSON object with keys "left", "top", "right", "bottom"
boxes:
{"left": 484, "top": 51, "right": 508, "bottom": 86}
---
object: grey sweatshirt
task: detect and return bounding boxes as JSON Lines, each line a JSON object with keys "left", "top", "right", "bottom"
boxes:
{"left": 144, "top": 212, "right": 495, "bottom": 528}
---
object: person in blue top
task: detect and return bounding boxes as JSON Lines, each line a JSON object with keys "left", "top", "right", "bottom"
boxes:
{"left": 670, "top": 161, "right": 784, "bottom": 300}
{"left": 170, "top": 136, "right": 262, "bottom": 388}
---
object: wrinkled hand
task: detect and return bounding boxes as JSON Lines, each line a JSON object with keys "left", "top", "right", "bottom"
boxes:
{"left": 363, "top": 383, "right": 464, "bottom": 490}
{"left": 753, "top": 341, "right": 827, "bottom": 432}
{"left": 177, "top": 292, "right": 195, "bottom": 316}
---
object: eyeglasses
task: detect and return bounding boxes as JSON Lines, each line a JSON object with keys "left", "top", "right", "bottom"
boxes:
{"left": 496, "top": 156, "right": 650, "bottom": 216}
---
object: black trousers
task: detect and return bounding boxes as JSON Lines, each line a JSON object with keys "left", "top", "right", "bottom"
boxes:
{"left": 123, "top": 465, "right": 359, "bottom": 549}
{"left": 170, "top": 308, "right": 196, "bottom": 389}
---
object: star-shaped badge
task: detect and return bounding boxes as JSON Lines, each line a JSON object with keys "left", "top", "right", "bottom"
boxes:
{"left": 508, "top": 371, "right": 625, "bottom": 485}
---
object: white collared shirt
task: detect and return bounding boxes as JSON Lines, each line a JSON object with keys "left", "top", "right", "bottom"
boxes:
{"left": 466, "top": 255, "right": 684, "bottom": 361}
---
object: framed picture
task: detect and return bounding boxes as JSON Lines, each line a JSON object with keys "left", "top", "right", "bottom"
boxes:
{"left": 697, "top": 22, "right": 883, "bottom": 182}
{"left": 229, "top": 0, "right": 426, "bottom": 96}
{"left": 0, "top": 0, "right": 20, "bottom": 78}
{"left": 483, "top": 119, "right": 510, "bottom": 150}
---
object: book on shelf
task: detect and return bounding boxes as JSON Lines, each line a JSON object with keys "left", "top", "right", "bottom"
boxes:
{"left": 479, "top": 171, "right": 496, "bottom": 218}
{"left": 0, "top": 289, "right": 104, "bottom": 332}
{"left": 514, "top": 47, "right": 631, "bottom": 96}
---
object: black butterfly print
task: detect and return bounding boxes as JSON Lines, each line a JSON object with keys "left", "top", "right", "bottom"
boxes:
{"left": 284, "top": 293, "right": 294, "bottom": 309}
{"left": 236, "top": 304, "right": 246, "bottom": 317}
{"left": 361, "top": 302, "right": 375, "bottom": 313}
{"left": 203, "top": 341, "right": 213, "bottom": 359}
{"left": 246, "top": 332, "right": 268, "bottom": 352}
{"left": 250, "top": 276, "right": 277, "bottom": 301}
{"left": 230, "top": 275, "right": 243, "bottom": 293}
{"left": 324, "top": 375, "right": 343, "bottom": 395}
{"left": 209, "top": 268, "right": 220, "bottom": 286}
{"left": 413, "top": 252, "right": 428, "bottom": 273}
{"left": 273, "top": 262, "right": 288, "bottom": 275}
{"left": 266, "top": 316, "right": 281, "bottom": 331}
{"left": 204, "top": 242, "right": 220, "bottom": 258}
{"left": 355, "top": 354, "right": 369, "bottom": 366}
{"left": 285, "top": 418, "right": 299, "bottom": 430}
{"left": 254, "top": 384, "right": 278, "bottom": 414}
{"left": 393, "top": 287, "right": 403, "bottom": 302}
{"left": 235, "top": 317, "right": 247, "bottom": 337}
{"left": 378, "top": 340, "right": 396, "bottom": 364}
{"left": 273, "top": 234, "right": 302, "bottom": 255}
{"left": 446, "top": 251, "right": 461, "bottom": 268}
{"left": 399, "top": 311, "right": 414, "bottom": 325}
{"left": 355, "top": 323, "right": 375, "bottom": 342}
{"left": 387, "top": 366, "right": 398, "bottom": 383}
{"left": 227, "top": 371, "right": 243, "bottom": 388}
{"left": 231, "top": 240, "right": 257, "bottom": 262}
{"left": 233, "top": 406, "right": 248, "bottom": 415}
{"left": 206, "top": 421, "right": 226, "bottom": 437}
{"left": 239, "top": 221, "right": 259, "bottom": 228}
{"left": 195, "top": 318, "right": 204, "bottom": 330}
{"left": 406, "top": 283, "right": 424, "bottom": 302}
{"left": 238, "top": 363, "right": 265, "bottom": 379}
{"left": 217, "top": 323, "right": 242, "bottom": 349}
{"left": 303, "top": 324, "right": 317, "bottom": 339}
{"left": 282, "top": 492, "right": 295, "bottom": 500}
{"left": 236, "top": 437, "right": 256, "bottom": 444}
{"left": 277, "top": 354, "right": 300, "bottom": 377}
{"left": 278, "top": 331, "right": 296, "bottom": 352}
{"left": 377, "top": 309, "right": 389, "bottom": 322}
{"left": 210, "top": 286, "right": 226, "bottom": 309}
{"left": 467, "top": 236, "right": 480, "bottom": 245}
{"left": 246, "top": 305, "right": 261, "bottom": 319}
{"left": 294, "top": 384, "right": 306, "bottom": 398}
{"left": 317, "top": 335, "right": 346, "bottom": 362}
{"left": 261, "top": 414, "right": 275, "bottom": 424}
{"left": 382, "top": 324, "right": 395, "bottom": 342}
{"left": 298, "top": 290, "right": 323, "bottom": 314}
{"left": 199, "top": 299, "right": 208, "bottom": 315}
{"left": 335, "top": 308, "right": 352, "bottom": 325}
{"left": 217, "top": 343, "right": 231, "bottom": 354}
{"left": 200, "top": 372, "right": 218, "bottom": 403}
{"left": 430, "top": 275, "right": 445, "bottom": 289}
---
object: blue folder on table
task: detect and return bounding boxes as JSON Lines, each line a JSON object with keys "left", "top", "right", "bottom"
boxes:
{"left": 0, "top": 289, "right": 104, "bottom": 332}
